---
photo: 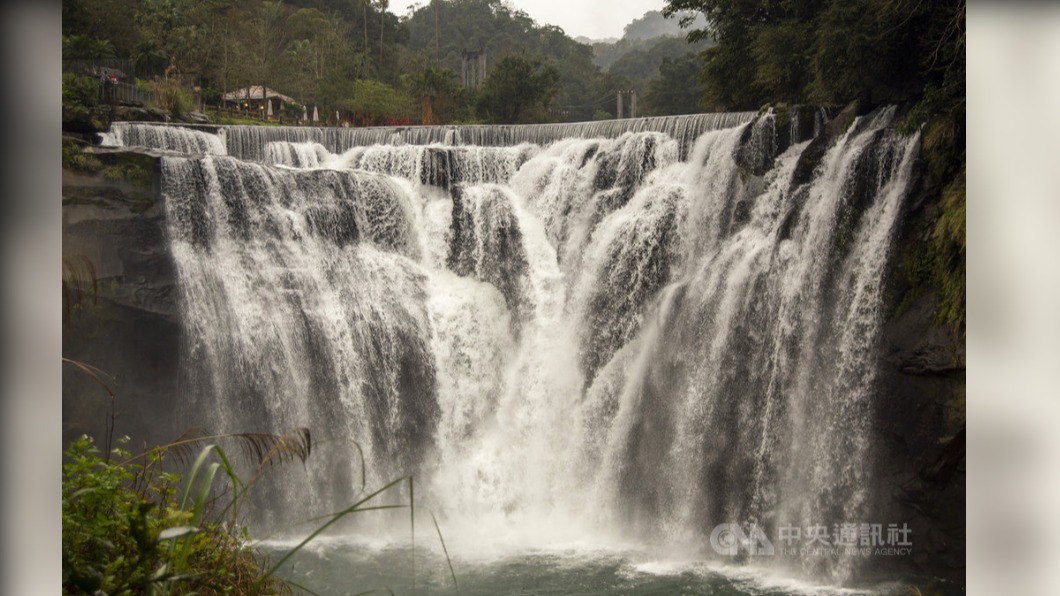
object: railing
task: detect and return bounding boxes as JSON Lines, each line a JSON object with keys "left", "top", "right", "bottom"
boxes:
{"left": 107, "top": 82, "right": 157, "bottom": 106}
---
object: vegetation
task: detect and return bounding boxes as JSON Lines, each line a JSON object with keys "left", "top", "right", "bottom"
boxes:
{"left": 62, "top": 140, "right": 104, "bottom": 174}
{"left": 64, "top": 72, "right": 101, "bottom": 108}
{"left": 62, "top": 423, "right": 460, "bottom": 595}
{"left": 476, "top": 56, "right": 559, "bottom": 124}
{"left": 61, "top": 1, "right": 718, "bottom": 124}
{"left": 62, "top": 434, "right": 293, "bottom": 594}
{"left": 644, "top": 52, "right": 709, "bottom": 116}
{"left": 662, "top": 0, "right": 964, "bottom": 111}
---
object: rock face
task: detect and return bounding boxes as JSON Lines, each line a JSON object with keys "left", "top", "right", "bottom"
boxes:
{"left": 869, "top": 143, "right": 966, "bottom": 583}
{"left": 62, "top": 151, "right": 182, "bottom": 449}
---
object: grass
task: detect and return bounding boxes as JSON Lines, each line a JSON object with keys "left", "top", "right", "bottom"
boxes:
{"left": 206, "top": 108, "right": 286, "bottom": 127}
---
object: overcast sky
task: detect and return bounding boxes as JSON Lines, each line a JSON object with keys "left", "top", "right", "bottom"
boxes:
{"left": 394, "top": 1, "right": 675, "bottom": 41}
{"left": 506, "top": 0, "right": 671, "bottom": 40}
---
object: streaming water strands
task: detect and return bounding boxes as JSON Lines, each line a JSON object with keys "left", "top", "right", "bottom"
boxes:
{"left": 99, "top": 121, "right": 227, "bottom": 154}
{"left": 147, "top": 110, "right": 920, "bottom": 586}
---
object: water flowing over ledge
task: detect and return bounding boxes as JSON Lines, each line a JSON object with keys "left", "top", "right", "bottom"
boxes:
{"left": 91, "top": 110, "right": 935, "bottom": 590}
{"left": 100, "top": 112, "right": 758, "bottom": 161}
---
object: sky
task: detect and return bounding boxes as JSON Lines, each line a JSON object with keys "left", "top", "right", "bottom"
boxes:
{"left": 394, "top": 0, "right": 673, "bottom": 41}
{"left": 504, "top": 0, "right": 670, "bottom": 40}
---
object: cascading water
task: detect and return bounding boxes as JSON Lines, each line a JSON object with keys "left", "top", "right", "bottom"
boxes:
{"left": 128, "top": 108, "right": 920, "bottom": 590}
{"left": 99, "top": 121, "right": 228, "bottom": 154}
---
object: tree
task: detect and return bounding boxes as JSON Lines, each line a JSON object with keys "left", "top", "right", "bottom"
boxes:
{"left": 663, "top": 0, "right": 966, "bottom": 110}
{"left": 249, "top": 1, "right": 287, "bottom": 107}
{"left": 408, "top": 65, "right": 460, "bottom": 123}
{"left": 477, "top": 56, "right": 559, "bottom": 124}
{"left": 644, "top": 53, "right": 705, "bottom": 115}
{"left": 347, "top": 79, "right": 415, "bottom": 124}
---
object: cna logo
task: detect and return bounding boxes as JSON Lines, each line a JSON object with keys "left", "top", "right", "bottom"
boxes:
{"left": 709, "top": 523, "right": 775, "bottom": 556}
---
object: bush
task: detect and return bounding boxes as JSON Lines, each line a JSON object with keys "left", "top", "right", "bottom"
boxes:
{"left": 152, "top": 79, "right": 195, "bottom": 118}
{"left": 62, "top": 436, "right": 287, "bottom": 595}
{"left": 201, "top": 87, "right": 223, "bottom": 107}
{"left": 280, "top": 101, "right": 304, "bottom": 121}
{"left": 63, "top": 72, "right": 99, "bottom": 108}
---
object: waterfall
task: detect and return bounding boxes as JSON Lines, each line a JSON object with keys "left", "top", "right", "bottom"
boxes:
{"left": 147, "top": 110, "right": 920, "bottom": 585}
{"left": 99, "top": 121, "right": 227, "bottom": 154}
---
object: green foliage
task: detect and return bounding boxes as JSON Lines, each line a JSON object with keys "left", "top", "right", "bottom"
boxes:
{"left": 64, "top": 0, "right": 707, "bottom": 126}
{"left": 664, "top": 0, "right": 965, "bottom": 111}
{"left": 63, "top": 72, "right": 100, "bottom": 108}
{"left": 645, "top": 53, "right": 705, "bottom": 116}
{"left": 63, "top": 34, "right": 118, "bottom": 60}
{"left": 151, "top": 78, "right": 195, "bottom": 118}
{"left": 280, "top": 101, "right": 304, "bottom": 121}
{"left": 131, "top": 39, "right": 170, "bottom": 78}
{"left": 752, "top": 21, "right": 811, "bottom": 102}
{"left": 477, "top": 56, "right": 559, "bottom": 124}
{"left": 62, "top": 142, "right": 104, "bottom": 174}
{"left": 62, "top": 436, "right": 288, "bottom": 595}
{"left": 62, "top": 437, "right": 158, "bottom": 594}
{"left": 592, "top": 109, "right": 613, "bottom": 121}
{"left": 348, "top": 79, "right": 416, "bottom": 124}
{"left": 603, "top": 36, "right": 713, "bottom": 111}
{"left": 404, "top": 0, "right": 616, "bottom": 122}
{"left": 931, "top": 172, "right": 966, "bottom": 333}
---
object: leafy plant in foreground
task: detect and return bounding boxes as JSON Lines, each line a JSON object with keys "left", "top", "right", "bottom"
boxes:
{"left": 62, "top": 434, "right": 296, "bottom": 595}
{"left": 62, "top": 430, "right": 460, "bottom": 595}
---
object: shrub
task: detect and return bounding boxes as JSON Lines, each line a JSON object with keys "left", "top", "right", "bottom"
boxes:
{"left": 61, "top": 436, "right": 288, "bottom": 595}
{"left": 63, "top": 72, "right": 99, "bottom": 108}
{"left": 280, "top": 101, "right": 304, "bottom": 121}
{"left": 152, "top": 79, "right": 195, "bottom": 118}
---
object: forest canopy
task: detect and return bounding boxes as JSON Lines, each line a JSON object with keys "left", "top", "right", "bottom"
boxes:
{"left": 63, "top": 0, "right": 965, "bottom": 128}
{"left": 62, "top": 0, "right": 644, "bottom": 124}
{"left": 662, "top": 0, "right": 965, "bottom": 115}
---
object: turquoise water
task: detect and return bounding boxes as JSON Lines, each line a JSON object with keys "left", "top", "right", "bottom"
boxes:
{"left": 261, "top": 539, "right": 958, "bottom": 596}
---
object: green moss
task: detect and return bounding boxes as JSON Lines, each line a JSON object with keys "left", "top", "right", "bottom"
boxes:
{"left": 893, "top": 242, "right": 932, "bottom": 319}
{"left": 922, "top": 117, "right": 960, "bottom": 181}
{"left": 773, "top": 102, "right": 790, "bottom": 131}
{"left": 893, "top": 169, "right": 965, "bottom": 336}
{"left": 62, "top": 142, "right": 103, "bottom": 173}
{"left": 931, "top": 173, "right": 966, "bottom": 333}
{"left": 892, "top": 108, "right": 965, "bottom": 336}
{"left": 102, "top": 160, "right": 154, "bottom": 191}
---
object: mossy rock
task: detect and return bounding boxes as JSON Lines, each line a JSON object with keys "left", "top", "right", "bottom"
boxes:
{"left": 63, "top": 150, "right": 160, "bottom": 213}
{"left": 97, "top": 152, "right": 157, "bottom": 192}
{"left": 62, "top": 104, "right": 112, "bottom": 135}
{"left": 62, "top": 139, "right": 104, "bottom": 173}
